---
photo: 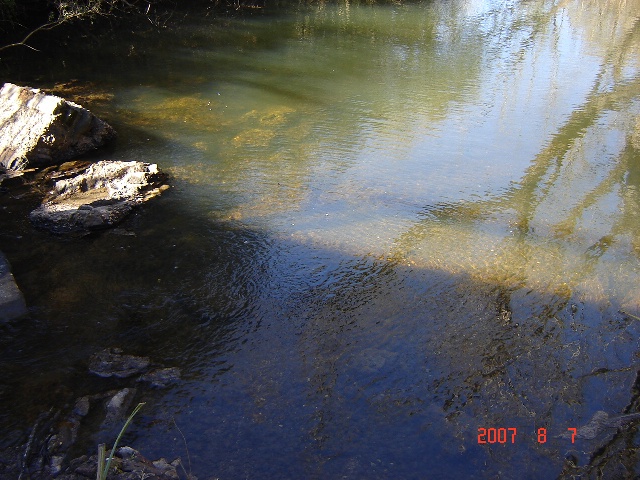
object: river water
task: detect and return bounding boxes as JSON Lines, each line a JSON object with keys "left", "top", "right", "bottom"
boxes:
{"left": 1, "top": 0, "right": 640, "bottom": 478}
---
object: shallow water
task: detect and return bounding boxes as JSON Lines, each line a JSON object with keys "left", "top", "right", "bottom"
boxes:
{"left": 2, "top": 0, "right": 640, "bottom": 477}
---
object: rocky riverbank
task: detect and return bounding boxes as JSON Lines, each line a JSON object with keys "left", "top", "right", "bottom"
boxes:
{"left": 0, "top": 83, "right": 181, "bottom": 478}
{"left": 8, "top": 348, "right": 186, "bottom": 479}
{"left": 0, "top": 82, "right": 170, "bottom": 323}
{"left": 0, "top": 83, "right": 169, "bottom": 236}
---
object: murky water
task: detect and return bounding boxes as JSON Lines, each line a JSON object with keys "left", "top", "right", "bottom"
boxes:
{"left": 2, "top": 0, "right": 640, "bottom": 477}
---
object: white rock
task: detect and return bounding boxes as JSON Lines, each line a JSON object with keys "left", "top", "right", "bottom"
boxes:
{"left": 0, "top": 83, "right": 115, "bottom": 171}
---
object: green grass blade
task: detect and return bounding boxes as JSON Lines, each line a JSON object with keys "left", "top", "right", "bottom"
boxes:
{"left": 101, "top": 402, "right": 145, "bottom": 480}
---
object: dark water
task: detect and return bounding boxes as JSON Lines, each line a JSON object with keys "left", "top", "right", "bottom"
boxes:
{"left": 2, "top": 0, "right": 640, "bottom": 478}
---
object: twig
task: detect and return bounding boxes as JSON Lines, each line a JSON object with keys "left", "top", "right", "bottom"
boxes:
{"left": 172, "top": 417, "right": 192, "bottom": 479}
{"left": 0, "top": 1, "right": 108, "bottom": 53}
{"left": 621, "top": 310, "right": 640, "bottom": 322}
{"left": 0, "top": 19, "right": 61, "bottom": 52}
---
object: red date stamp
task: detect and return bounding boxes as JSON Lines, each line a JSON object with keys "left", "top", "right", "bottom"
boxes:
{"left": 477, "top": 427, "right": 517, "bottom": 444}
{"left": 477, "top": 427, "right": 578, "bottom": 444}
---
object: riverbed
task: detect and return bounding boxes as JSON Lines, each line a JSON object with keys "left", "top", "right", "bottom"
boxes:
{"left": 1, "top": 0, "right": 640, "bottom": 477}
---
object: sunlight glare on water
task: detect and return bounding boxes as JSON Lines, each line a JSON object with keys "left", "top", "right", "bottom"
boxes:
{"left": 112, "top": 0, "right": 640, "bottom": 308}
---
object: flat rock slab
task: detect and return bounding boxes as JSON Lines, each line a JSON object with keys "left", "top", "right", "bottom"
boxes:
{"left": 89, "top": 348, "right": 151, "bottom": 378}
{"left": 0, "top": 83, "right": 116, "bottom": 171}
{"left": 30, "top": 160, "right": 169, "bottom": 233}
{"left": 0, "top": 251, "right": 27, "bottom": 322}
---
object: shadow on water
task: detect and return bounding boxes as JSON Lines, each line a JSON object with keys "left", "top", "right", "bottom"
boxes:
{"left": 1, "top": 183, "right": 640, "bottom": 478}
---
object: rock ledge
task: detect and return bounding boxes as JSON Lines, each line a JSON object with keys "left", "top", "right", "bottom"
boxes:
{"left": 0, "top": 83, "right": 116, "bottom": 171}
{"left": 30, "top": 160, "right": 169, "bottom": 233}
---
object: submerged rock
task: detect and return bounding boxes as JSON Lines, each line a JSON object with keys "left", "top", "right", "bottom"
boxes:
{"left": 139, "top": 367, "right": 182, "bottom": 388}
{"left": 89, "top": 348, "right": 151, "bottom": 379}
{"left": 29, "top": 160, "right": 169, "bottom": 233}
{"left": 0, "top": 250, "right": 27, "bottom": 322}
{"left": 0, "top": 83, "right": 116, "bottom": 171}
{"left": 559, "top": 410, "right": 640, "bottom": 440}
{"left": 103, "top": 388, "right": 137, "bottom": 426}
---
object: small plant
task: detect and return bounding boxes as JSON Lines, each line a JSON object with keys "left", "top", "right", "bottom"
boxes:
{"left": 97, "top": 402, "right": 145, "bottom": 480}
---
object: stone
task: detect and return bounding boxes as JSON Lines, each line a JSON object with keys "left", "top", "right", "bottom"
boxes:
{"left": 29, "top": 160, "right": 169, "bottom": 234}
{"left": 89, "top": 348, "right": 151, "bottom": 378}
{"left": 73, "top": 396, "right": 91, "bottom": 417}
{"left": 117, "top": 446, "right": 137, "bottom": 459}
{"left": 153, "top": 458, "right": 181, "bottom": 479}
{"left": 49, "top": 455, "right": 65, "bottom": 476}
{"left": 0, "top": 83, "right": 116, "bottom": 171}
{"left": 62, "top": 447, "right": 182, "bottom": 479}
{"left": 0, "top": 167, "right": 31, "bottom": 189}
{"left": 0, "top": 250, "right": 27, "bottom": 322}
{"left": 139, "top": 367, "right": 182, "bottom": 388}
{"left": 104, "top": 388, "right": 136, "bottom": 426}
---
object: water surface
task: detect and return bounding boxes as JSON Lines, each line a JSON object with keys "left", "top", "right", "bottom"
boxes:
{"left": 2, "top": 0, "right": 640, "bottom": 478}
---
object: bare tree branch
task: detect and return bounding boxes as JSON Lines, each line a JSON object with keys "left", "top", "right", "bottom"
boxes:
{"left": 0, "top": 0, "right": 129, "bottom": 53}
